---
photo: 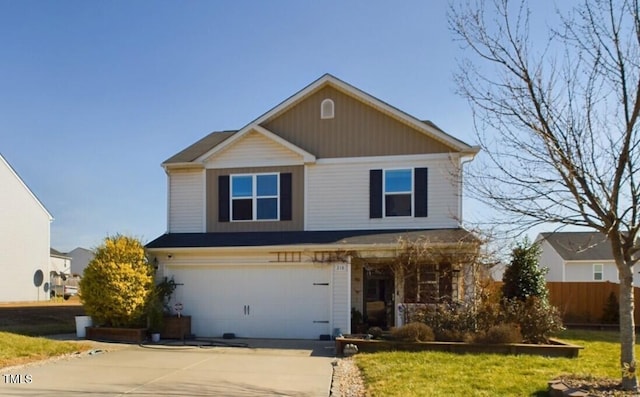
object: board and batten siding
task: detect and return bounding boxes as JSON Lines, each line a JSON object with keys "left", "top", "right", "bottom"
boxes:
{"left": 306, "top": 156, "right": 461, "bottom": 230}
{"left": 262, "top": 85, "right": 453, "bottom": 159}
{"left": 0, "top": 156, "right": 51, "bottom": 302}
{"left": 168, "top": 169, "right": 205, "bottom": 233}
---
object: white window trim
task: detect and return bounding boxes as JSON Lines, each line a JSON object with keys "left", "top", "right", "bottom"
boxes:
{"left": 230, "top": 173, "right": 280, "bottom": 222}
{"left": 320, "top": 98, "right": 334, "bottom": 119}
{"left": 593, "top": 263, "right": 604, "bottom": 281}
{"left": 382, "top": 168, "right": 414, "bottom": 218}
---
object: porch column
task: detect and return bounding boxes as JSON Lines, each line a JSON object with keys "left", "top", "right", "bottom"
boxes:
{"left": 463, "top": 262, "right": 476, "bottom": 303}
{"left": 331, "top": 257, "right": 351, "bottom": 336}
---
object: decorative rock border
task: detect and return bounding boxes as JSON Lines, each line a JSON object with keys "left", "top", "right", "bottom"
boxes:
{"left": 335, "top": 336, "right": 583, "bottom": 358}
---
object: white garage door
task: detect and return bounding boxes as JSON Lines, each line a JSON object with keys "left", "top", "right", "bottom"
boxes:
{"left": 168, "top": 264, "right": 331, "bottom": 339}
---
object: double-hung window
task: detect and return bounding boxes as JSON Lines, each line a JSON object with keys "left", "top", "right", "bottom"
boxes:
{"left": 383, "top": 169, "right": 413, "bottom": 217}
{"left": 593, "top": 264, "right": 604, "bottom": 281}
{"left": 369, "top": 167, "right": 428, "bottom": 219}
{"left": 231, "top": 173, "right": 279, "bottom": 221}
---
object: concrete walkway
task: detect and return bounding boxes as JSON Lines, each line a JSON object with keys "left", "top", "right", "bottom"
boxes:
{"left": 1, "top": 337, "right": 336, "bottom": 396}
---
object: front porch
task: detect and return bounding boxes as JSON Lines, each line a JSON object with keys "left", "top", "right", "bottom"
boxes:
{"left": 350, "top": 257, "right": 475, "bottom": 331}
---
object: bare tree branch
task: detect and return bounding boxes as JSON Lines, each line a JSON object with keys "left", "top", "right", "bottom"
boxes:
{"left": 450, "top": 0, "right": 640, "bottom": 389}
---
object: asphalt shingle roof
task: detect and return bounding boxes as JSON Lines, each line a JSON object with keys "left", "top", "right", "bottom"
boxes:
{"left": 163, "top": 130, "right": 236, "bottom": 164}
{"left": 146, "top": 228, "right": 477, "bottom": 249}
{"left": 539, "top": 232, "right": 614, "bottom": 261}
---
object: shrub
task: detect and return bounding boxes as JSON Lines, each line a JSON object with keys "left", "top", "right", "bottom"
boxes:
{"left": 502, "top": 239, "right": 548, "bottom": 302}
{"left": 437, "top": 329, "right": 471, "bottom": 342}
{"left": 79, "top": 235, "right": 154, "bottom": 328}
{"left": 502, "top": 297, "right": 564, "bottom": 344}
{"left": 367, "top": 326, "right": 384, "bottom": 339}
{"left": 421, "top": 302, "right": 476, "bottom": 342}
{"left": 392, "top": 322, "right": 435, "bottom": 342}
{"left": 601, "top": 291, "right": 620, "bottom": 324}
{"left": 472, "top": 323, "right": 522, "bottom": 344}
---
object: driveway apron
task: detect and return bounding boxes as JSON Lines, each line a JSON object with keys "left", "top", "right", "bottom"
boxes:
{"left": 1, "top": 340, "right": 335, "bottom": 396}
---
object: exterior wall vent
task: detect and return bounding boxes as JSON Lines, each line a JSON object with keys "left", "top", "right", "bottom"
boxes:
{"left": 320, "top": 98, "right": 334, "bottom": 119}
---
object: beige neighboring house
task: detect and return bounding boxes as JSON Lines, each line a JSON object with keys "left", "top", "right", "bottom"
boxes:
{"left": 0, "top": 153, "right": 53, "bottom": 302}
{"left": 147, "top": 74, "right": 481, "bottom": 339}
{"left": 537, "top": 231, "right": 637, "bottom": 286}
{"left": 68, "top": 247, "right": 94, "bottom": 276}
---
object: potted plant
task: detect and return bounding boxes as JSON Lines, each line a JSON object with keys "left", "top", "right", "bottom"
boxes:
{"left": 351, "top": 307, "right": 368, "bottom": 334}
{"left": 147, "top": 277, "right": 178, "bottom": 342}
{"left": 148, "top": 301, "right": 163, "bottom": 342}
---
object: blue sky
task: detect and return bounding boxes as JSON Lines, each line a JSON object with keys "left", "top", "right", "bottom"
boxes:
{"left": 0, "top": 1, "right": 567, "bottom": 252}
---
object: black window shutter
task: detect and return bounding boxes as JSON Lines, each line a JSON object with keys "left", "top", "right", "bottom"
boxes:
{"left": 280, "top": 173, "right": 292, "bottom": 221}
{"left": 370, "top": 169, "right": 383, "bottom": 218}
{"left": 218, "top": 175, "right": 230, "bottom": 222}
{"left": 414, "top": 167, "right": 428, "bottom": 217}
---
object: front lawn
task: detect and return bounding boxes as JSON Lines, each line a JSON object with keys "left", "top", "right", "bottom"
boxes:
{"left": 355, "top": 330, "right": 628, "bottom": 396}
{"left": 0, "top": 332, "right": 91, "bottom": 368}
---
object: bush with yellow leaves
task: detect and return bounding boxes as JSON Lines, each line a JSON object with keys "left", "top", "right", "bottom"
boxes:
{"left": 79, "top": 235, "right": 154, "bottom": 328}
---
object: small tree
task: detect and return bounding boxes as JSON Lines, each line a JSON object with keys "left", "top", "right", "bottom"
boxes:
{"left": 501, "top": 239, "right": 562, "bottom": 343}
{"left": 502, "top": 239, "right": 548, "bottom": 302}
{"left": 79, "top": 235, "right": 154, "bottom": 328}
{"left": 602, "top": 292, "right": 620, "bottom": 325}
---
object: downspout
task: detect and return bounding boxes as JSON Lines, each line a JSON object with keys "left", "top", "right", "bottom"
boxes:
{"left": 458, "top": 147, "right": 480, "bottom": 226}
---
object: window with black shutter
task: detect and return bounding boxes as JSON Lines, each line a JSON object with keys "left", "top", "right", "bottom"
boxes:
{"left": 219, "top": 172, "right": 293, "bottom": 222}
{"left": 370, "top": 167, "right": 428, "bottom": 218}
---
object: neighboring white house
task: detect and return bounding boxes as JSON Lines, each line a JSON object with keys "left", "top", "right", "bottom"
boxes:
{"left": 537, "top": 231, "right": 636, "bottom": 286}
{"left": 68, "top": 247, "right": 94, "bottom": 276}
{"left": 0, "top": 153, "right": 53, "bottom": 302}
{"left": 147, "top": 74, "right": 481, "bottom": 339}
{"left": 50, "top": 248, "right": 71, "bottom": 275}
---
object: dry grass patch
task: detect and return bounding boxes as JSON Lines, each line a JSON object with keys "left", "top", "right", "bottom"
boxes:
{"left": 0, "top": 332, "right": 91, "bottom": 368}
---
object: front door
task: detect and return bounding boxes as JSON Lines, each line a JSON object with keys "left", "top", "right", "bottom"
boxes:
{"left": 364, "top": 267, "right": 394, "bottom": 328}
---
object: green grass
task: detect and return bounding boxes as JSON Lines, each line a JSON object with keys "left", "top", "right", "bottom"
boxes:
{"left": 355, "top": 330, "right": 630, "bottom": 396}
{"left": 0, "top": 331, "right": 92, "bottom": 368}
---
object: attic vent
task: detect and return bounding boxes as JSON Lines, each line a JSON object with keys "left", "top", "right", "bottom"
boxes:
{"left": 320, "top": 98, "right": 334, "bottom": 119}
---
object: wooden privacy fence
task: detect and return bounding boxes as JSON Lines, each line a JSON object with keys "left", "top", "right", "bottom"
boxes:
{"left": 546, "top": 282, "right": 640, "bottom": 324}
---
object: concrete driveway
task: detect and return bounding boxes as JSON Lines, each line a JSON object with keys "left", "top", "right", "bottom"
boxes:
{"left": 1, "top": 339, "right": 336, "bottom": 396}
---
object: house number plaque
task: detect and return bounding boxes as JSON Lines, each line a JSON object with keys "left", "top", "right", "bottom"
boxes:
{"left": 335, "top": 264, "right": 347, "bottom": 272}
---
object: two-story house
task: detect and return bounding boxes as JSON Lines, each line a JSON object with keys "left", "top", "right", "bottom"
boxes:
{"left": 146, "top": 74, "right": 480, "bottom": 339}
{"left": 0, "top": 153, "right": 53, "bottom": 302}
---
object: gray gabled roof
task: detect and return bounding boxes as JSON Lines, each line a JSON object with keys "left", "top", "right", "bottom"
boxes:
{"left": 146, "top": 228, "right": 478, "bottom": 249}
{"left": 50, "top": 248, "right": 71, "bottom": 259}
{"left": 163, "top": 130, "right": 236, "bottom": 165}
{"left": 539, "top": 232, "right": 614, "bottom": 261}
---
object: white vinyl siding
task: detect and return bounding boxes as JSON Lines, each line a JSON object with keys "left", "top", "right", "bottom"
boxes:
{"left": 168, "top": 170, "right": 204, "bottom": 233}
{"left": 205, "top": 130, "right": 304, "bottom": 169}
{"left": 0, "top": 156, "right": 52, "bottom": 302}
{"left": 306, "top": 156, "right": 460, "bottom": 230}
{"left": 538, "top": 240, "right": 566, "bottom": 282}
{"left": 563, "top": 262, "right": 623, "bottom": 282}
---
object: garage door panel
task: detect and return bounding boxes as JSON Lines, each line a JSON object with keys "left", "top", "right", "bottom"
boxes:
{"left": 167, "top": 264, "right": 331, "bottom": 339}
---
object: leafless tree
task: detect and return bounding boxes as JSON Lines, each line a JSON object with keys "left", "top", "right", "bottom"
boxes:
{"left": 450, "top": 0, "right": 640, "bottom": 390}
